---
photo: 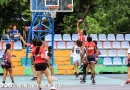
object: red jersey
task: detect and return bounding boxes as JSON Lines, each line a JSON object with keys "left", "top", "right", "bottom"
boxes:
{"left": 78, "top": 30, "right": 86, "bottom": 44}
{"left": 85, "top": 42, "right": 95, "bottom": 55}
{"left": 32, "top": 47, "right": 46, "bottom": 64}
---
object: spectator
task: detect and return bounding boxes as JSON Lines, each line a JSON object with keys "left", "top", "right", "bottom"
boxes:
{"left": 10, "top": 25, "right": 20, "bottom": 42}
{"left": 6, "top": 29, "right": 10, "bottom": 35}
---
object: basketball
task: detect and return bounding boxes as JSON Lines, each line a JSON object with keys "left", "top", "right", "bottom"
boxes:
{"left": 68, "top": 4, "right": 72, "bottom": 9}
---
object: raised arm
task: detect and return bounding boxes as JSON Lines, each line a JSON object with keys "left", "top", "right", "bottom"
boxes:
{"left": 77, "top": 19, "right": 83, "bottom": 32}
{"left": 20, "top": 35, "right": 30, "bottom": 46}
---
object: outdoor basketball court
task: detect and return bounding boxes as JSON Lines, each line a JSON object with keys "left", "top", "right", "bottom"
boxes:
{"left": 0, "top": 74, "right": 129, "bottom": 90}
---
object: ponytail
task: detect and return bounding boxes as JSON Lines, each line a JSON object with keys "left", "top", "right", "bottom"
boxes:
{"left": 4, "top": 48, "right": 8, "bottom": 54}
{"left": 4, "top": 43, "right": 11, "bottom": 54}
{"left": 35, "top": 46, "right": 40, "bottom": 55}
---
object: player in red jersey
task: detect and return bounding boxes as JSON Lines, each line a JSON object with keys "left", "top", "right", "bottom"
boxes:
{"left": 32, "top": 40, "right": 56, "bottom": 90}
{"left": 20, "top": 36, "right": 37, "bottom": 80}
{"left": 77, "top": 19, "right": 86, "bottom": 68}
{"left": 125, "top": 47, "right": 130, "bottom": 84}
{"left": 77, "top": 19, "right": 86, "bottom": 45}
{"left": 84, "top": 36, "right": 96, "bottom": 84}
{"left": 77, "top": 19, "right": 88, "bottom": 81}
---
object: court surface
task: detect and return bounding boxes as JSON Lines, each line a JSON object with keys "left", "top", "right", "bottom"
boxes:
{"left": 0, "top": 74, "right": 129, "bottom": 90}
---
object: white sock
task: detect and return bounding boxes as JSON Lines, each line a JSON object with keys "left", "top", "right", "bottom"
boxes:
{"left": 52, "top": 76, "right": 55, "bottom": 78}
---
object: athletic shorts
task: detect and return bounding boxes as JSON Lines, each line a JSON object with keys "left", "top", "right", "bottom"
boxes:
{"left": 87, "top": 55, "right": 96, "bottom": 63}
{"left": 73, "top": 55, "right": 81, "bottom": 64}
{"left": 35, "top": 63, "right": 48, "bottom": 71}
{"left": 1, "top": 63, "right": 11, "bottom": 69}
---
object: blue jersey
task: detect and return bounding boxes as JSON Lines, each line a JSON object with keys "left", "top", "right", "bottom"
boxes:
{"left": 10, "top": 30, "right": 19, "bottom": 35}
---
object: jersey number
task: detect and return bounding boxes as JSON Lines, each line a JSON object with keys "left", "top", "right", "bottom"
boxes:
{"left": 76, "top": 49, "right": 80, "bottom": 54}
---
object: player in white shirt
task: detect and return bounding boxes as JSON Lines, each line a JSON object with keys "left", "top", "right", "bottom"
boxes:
{"left": 72, "top": 40, "right": 84, "bottom": 79}
{"left": 45, "top": 46, "right": 57, "bottom": 81}
{"left": 125, "top": 47, "right": 130, "bottom": 84}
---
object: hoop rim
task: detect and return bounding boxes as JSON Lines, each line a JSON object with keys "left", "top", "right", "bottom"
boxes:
{"left": 48, "top": 6, "right": 59, "bottom": 11}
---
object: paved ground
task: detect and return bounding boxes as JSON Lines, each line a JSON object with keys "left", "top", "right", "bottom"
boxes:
{"left": 0, "top": 74, "right": 129, "bottom": 90}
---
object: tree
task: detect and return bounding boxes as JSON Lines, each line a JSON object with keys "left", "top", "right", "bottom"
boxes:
{"left": 0, "top": 0, "right": 31, "bottom": 36}
{"left": 61, "top": 0, "right": 130, "bottom": 34}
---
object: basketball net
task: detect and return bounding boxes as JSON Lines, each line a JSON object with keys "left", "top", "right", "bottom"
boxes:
{"left": 48, "top": 6, "right": 59, "bottom": 18}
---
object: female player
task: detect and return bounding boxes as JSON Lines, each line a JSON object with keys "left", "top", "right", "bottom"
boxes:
{"left": 46, "top": 46, "right": 57, "bottom": 81}
{"left": 125, "top": 47, "right": 130, "bottom": 84}
{"left": 1, "top": 43, "right": 16, "bottom": 84}
{"left": 72, "top": 40, "right": 83, "bottom": 79}
{"left": 32, "top": 40, "right": 56, "bottom": 90}
{"left": 20, "top": 36, "right": 37, "bottom": 80}
{"left": 77, "top": 19, "right": 87, "bottom": 77}
{"left": 81, "top": 40, "right": 99, "bottom": 82}
{"left": 85, "top": 36, "right": 96, "bottom": 84}
{"left": 77, "top": 19, "right": 86, "bottom": 45}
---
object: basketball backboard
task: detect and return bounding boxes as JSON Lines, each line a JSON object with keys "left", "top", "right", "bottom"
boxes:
{"left": 30, "top": 0, "right": 73, "bottom": 12}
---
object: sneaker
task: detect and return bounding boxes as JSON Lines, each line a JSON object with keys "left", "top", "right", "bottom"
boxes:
{"left": 50, "top": 85, "right": 57, "bottom": 90}
{"left": 31, "top": 77, "right": 37, "bottom": 80}
{"left": 92, "top": 79, "right": 96, "bottom": 84}
{"left": 80, "top": 80, "right": 86, "bottom": 83}
{"left": 39, "top": 88, "right": 42, "bottom": 90}
{"left": 2, "top": 83, "right": 8, "bottom": 88}
{"left": 75, "top": 74, "right": 79, "bottom": 79}
{"left": 52, "top": 77, "right": 57, "bottom": 81}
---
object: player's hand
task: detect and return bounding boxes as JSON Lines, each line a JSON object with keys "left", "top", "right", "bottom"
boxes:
{"left": 78, "top": 19, "right": 83, "bottom": 22}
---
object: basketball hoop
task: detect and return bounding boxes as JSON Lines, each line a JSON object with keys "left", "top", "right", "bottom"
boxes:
{"left": 48, "top": 6, "right": 59, "bottom": 18}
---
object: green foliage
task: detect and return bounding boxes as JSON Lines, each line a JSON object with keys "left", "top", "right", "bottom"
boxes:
{"left": 0, "top": 0, "right": 31, "bottom": 35}
{"left": 61, "top": 0, "right": 130, "bottom": 34}
{"left": 1, "top": 0, "right": 130, "bottom": 35}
